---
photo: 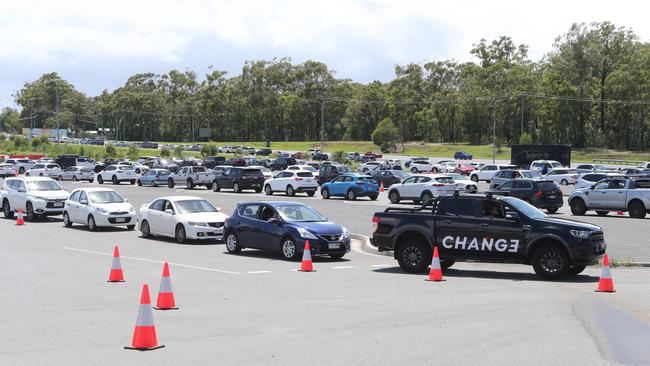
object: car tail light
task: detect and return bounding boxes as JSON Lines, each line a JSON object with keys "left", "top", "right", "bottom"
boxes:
{"left": 155, "top": 175, "right": 159, "bottom": 179}
{"left": 372, "top": 216, "right": 380, "bottom": 232}
{"left": 535, "top": 191, "right": 543, "bottom": 198}
{"left": 294, "top": 177, "right": 303, "bottom": 181}
{"left": 432, "top": 183, "right": 445, "bottom": 187}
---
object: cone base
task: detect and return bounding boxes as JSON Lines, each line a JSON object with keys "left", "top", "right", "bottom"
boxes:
{"left": 107, "top": 280, "right": 126, "bottom": 283}
{"left": 297, "top": 269, "right": 316, "bottom": 272}
{"left": 595, "top": 289, "right": 616, "bottom": 293}
{"left": 153, "top": 307, "right": 179, "bottom": 310}
{"left": 124, "top": 344, "right": 165, "bottom": 351}
{"left": 425, "top": 278, "right": 446, "bottom": 282}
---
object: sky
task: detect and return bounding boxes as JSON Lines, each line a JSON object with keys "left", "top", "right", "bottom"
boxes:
{"left": 1, "top": 0, "right": 649, "bottom": 109}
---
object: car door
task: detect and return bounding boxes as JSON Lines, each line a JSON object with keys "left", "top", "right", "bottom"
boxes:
{"left": 398, "top": 176, "right": 418, "bottom": 197}
{"left": 435, "top": 198, "right": 483, "bottom": 259}
{"left": 587, "top": 180, "right": 610, "bottom": 208}
{"left": 76, "top": 190, "right": 89, "bottom": 223}
{"left": 480, "top": 165, "right": 496, "bottom": 180}
{"left": 221, "top": 168, "right": 236, "bottom": 188}
{"left": 273, "top": 171, "right": 291, "bottom": 191}
{"left": 252, "top": 204, "right": 284, "bottom": 250}
{"left": 12, "top": 180, "right": 27, "bottom": 210}
{"left": 234, "top": 203, "right": 261, "bottom": 246}
{"left": 511, "top": 180, "right": 533, "bottom": 200}
{"left": 144, "top": 199, "right": 164, "bottom": 234}
{"left": 327, "top": 176, "right": 344, "bottom": 196}
{"left": 475, "top": 199, "right": 527, "bottom": 259}
{"left": 605, "top": 179, "right": 627, "bottom": 209}
{"left": 158, "top": 200, "right": 178, "bottom": 237}
{"left": 65, "top": 190, "right": 80, "bottom": 222}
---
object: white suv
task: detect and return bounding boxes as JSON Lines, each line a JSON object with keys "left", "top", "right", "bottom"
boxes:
{"left": 1, "top": 177, "right": 70, "bottom": 221}
{"left": 25, "top": 163, "right": 63, "bottom": 179}
{"left": 387, "top": 174, "right": 457, "bottom": 204}
{"left": 264, "top": 170, "right": 319, "bottom": 196}
{"left": 469, "top": 164, "right": 517, "bottom": 182}
{"left": 358, "top": 161, "right": 384, "bottom": 174}
{"left": 409, "top": 160, "right": 442, "bottom": 174}
{"left": 97, "top": 165, "right": 136, "bottom": 185}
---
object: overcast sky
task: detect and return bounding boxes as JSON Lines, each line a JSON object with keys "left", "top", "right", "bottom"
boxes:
{"left": 1, "top": 0, "right": 649, "bottom": 109}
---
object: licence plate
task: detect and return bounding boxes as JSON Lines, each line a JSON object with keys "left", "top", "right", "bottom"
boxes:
{"left": 328, "top": 243, "right": 341, "bottom": 249}
{"left": 216, "top": 228, "right": 224, "bottom": 234}
{"left": 548, "top": 195, "right": 556, "bottom": 199}
{"left": 53, "top": 202, "right": 64, "bottom": 208}
{"left": 115, "top": 217, "right": 126, "bottom": 223}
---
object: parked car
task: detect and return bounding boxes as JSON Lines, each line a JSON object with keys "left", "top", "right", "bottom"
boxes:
{"left": 212, "top": 167, "right": 265, "bottom": 193}
{"left": 363, "top": 151, "right": 383, "bottom": 159}
{"left": 618, "top": 168, "right": 650, "bottom": 176}
{"left": 139, "top": 196, "right": 229, "bottom": 243}
{"left": 287, "top": 165, "right": 319, "bottom": 179}
{"left": 386, "top": 174, "right": 457, "bottom": 204}
{"left": 141, "top": 141, "right": 159, "bottom": 149}
{"left": 63, "top": 188, "right": 136, "bottom": 230}
{"left": 1, "top": 177, "right": 69, "bottom": 221}
{"left": 451, "top": 163, "right": 477, "bottom": 176}
{"left": 575, "top": 164, "right": 613, "bottom": 174}
{"left": 404, "top": 157, "right": 429, "bottom": 168}
{"left": 490, "top": 170, "right": 540, "bottom": 189}
{"left": 60, "top": 166, "right": 94, "bottom": 182}
{"left": 469, "top": 164, "right": 518, "bottom": 183}
{"left": 97, "top": 165, "right": 136, "bottom": 185}
{"left": 371, "top": 170, "right": 410, "bottom": 187}
{"left": 544, "top": 169, "right": 579, "bottom": 185}
{"left": 167, "top": 166, "right": 214, "bottom": 189}
{"left": 5, "top": 158, "right": 34, "bottom": 175}
{"left": 444, "top": 173, "right": 479, "bottom": 193}
{"left": 317, "top": 164, "right": 352, "bottom": 185}
{"left": 264, "top": 170, "right": 319, "bottom": 196}
{"left": 358, "top": 161, "right": 385, "bottom": 174}
{"left": 321, "top": 173, "right": 379, "bottom": 200}
{"left": 529, "top": 160, "right": 564, "bottom": 174}
{"left": 409, "top": 160, "right": 442, "bottom": 174}
{"left": 269, "top": 157, "right": 297, "bottom": 171}
{"left": 25, "top": 163, "right": 63, "bottom": 179}
{"left": 137, "top": 168, "right": 172, "bottom": 187}
{"left": 439, "top": 161, "right": 459, "bottom": 173}
{"left": 203, "top": 156, "right": 226, "bottom": 169}
{"left": 569, "top": 177, "right": 650, "bottom": 218}
{"left": 0, "top": 163, "right": 16, "bottom": 177}
{"left": 255, "top": 148, "right": 272, "bottom": 156}
{"left": 454, "top": 151, "right": 473, "bottom": 160}
{"left": 574, "top": 173, "right": 624, "bottom": 190}
{"left": 223, "top": 201, "right": 350, "bottom": 260}
{"left": 226, "top": 158, "right": 247, "bottom": 167}
{"left": 211, "top": 165, "right": 233, "bottom": 178}
{"left": 489, "top": 179, "right": 563, "bottom": 213}
{"left": 312, "top": 152, "right": 329, "bottom": 161}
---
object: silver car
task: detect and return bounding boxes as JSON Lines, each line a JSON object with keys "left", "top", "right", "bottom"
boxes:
{"left": 60, "top": 166, "right": 95, "bottom": 182}
{"left": 490, "top": 170, "right": 540, "bottom": 189}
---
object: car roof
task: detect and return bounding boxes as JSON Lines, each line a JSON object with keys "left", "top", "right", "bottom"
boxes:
{"left": 21, "top": 176, "right": 55, "bottom": 181}
{"left": 239, "top": 201, "right": 306, "bottom": 207}
{"left": 72, "top": 187, "right": 117, "bottom": 192}
{"left": 156, "top": 196, "right": 204, "bottom": 202}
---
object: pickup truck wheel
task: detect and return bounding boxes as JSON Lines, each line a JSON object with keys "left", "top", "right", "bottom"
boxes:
{"left": 167, "top": 179, "right": 175, "bottom": 188}
{"left": 97, "top": 175, "right": 103, "bottom": 184}
{"left": 570, "top": 198, "right": 587, "bottom": 216}
{"left": 568, "top": 265, "right": 587, "bottom": 276}
{"left": 186, "top": 179, "right": 194, "bottom": 189}
{"left": 629, "top": 201, "right": 647, "bottom": 219}
{"left": 396, "top": 239, "right": 431, "bottom": 273}
{"left": 212, "top": 182, "right": 220, "bottom": 192}
{"left": 596, "top": 210, "right": 609, "bottom": 216}
{"left": 3, "top": 200, "right": 13, "bottom": 219}
{"left": 421, "top": 191, "right": 433, "bottom": 203}
{"left": 471, "top": 175, "right": 479, "bottom": 182}
{"left": 532, "top": 244, "right": 570, "bottom": 280}
{"left": 346, "top": 189, "right": 357, "bottom": 201}
{"left": 546, "top": 207, "right": 559, "bottom": 213}
{"left": 321, "top": 188, "right": 330, "bottom": 199}
{"left": 286, "top": 185, "right": 295, "bottom": 197}
{"left": 233, "top": 182, "right": 241, "bottom": 193}
{"left": 410, "top": 167, "right": 418, "bottom": 173}
{"left": 388, "top": 190, "right": 400, "bottom": 204}
{"left": 225, "top": 232, "right": 242, "bottom": 254}
{"left": 137, "top": 179, "right": 142, "bottom": 186}
{"left": 112, "top": 175, "right": 118, "bottom": 185}
{"left": 265, "top": 185, "right": 273, "bottom": 195}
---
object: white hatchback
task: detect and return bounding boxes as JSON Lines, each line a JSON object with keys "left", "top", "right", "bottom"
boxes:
{"left": 25, "top": 163, "right": 63, "bottom": 179}
{"left": 264, "top": 170, "right": 319, "bottom": 196}
{"left": 63, "top": 188, "right": 136, "bottom": 230}
{"left": 139, "top": 196, "right": 229, "bottom": 243}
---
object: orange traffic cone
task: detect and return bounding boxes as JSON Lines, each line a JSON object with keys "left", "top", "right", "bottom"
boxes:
{"left": 15, "top": 208, "right": 24, "bottom": 226}
{"left": 595, "top": 253, "right": 615, "bottom": 293}
{"left": 425, "top": 246, "right": 445, "bottom": 282}
{"left": 379, "top": 181, "right": 385, "bottom": 192}
{"left": 154, "top": 262, "right": 178, "bottom": 310}
{"left": 616, "top": 211, "right": 625, "bottom": 215}
{"left": 298, "top": 240, "right": 315, "bottom": 272}
{"left": 124, "top": 284, "right": 165, "bottom": 351}
{"left": 108, "top": 246, "right": 125, "bottom": 282}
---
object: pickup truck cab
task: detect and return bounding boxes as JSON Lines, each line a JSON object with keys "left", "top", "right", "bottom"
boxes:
{"left": 569, "top": 177, "right": 650, "bottom": 218}
{"left": 167, "top": 166, "right": 214, "bottom": 189}
{"left": 371, "top": 193, "right": 606, "bottom": 280}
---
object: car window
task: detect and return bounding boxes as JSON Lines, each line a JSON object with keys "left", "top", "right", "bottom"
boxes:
{"left": 481, "top": 200, "right": 506, "bottom": 219}
{"left": 513, "top": 181, "right": 533, "bottom": 189}
{"left": 439, "top": 198, "right": 480, "bottom": 217}
{"left": 163, "top": 200, "right": 175, "bottom": 213}
{"left": 89, "top": 190, "right": 124, "bottom": 203}
{"left": 297, "top": 172, "right": 313, "bottom": 178}
{"left": 498, "top": 181, "right": 514, "bottom": 189}
{"left": 47, "top": 164, "right": 58, "bottom": 169}
{"left": 15, "top": 181, "right": 25, "bottom": 191}
{"left": 594, "top": 181, "right": 609, "bottom": 190}
{"left": 69, "top": 191, "right": 80, "bottom": 202}
{"left": 333, "top": 176, "right": 345, "bottom": 183}
{"left": 609, "top": 180, "right": 626, "bottom": 189}
{"left": 418, "top": 177, "right": 431, "bottom": 183}
{"left": 175, "top": 199, "right": 217, "bottom": 214}
{"left": 27, "top": 180, "right": 62, "bottom": 191}
{"left": 149, "top": 199, "right": 164, "bottom": 211}
{"left": 403, "top": 176, "right": 417, "bottom": 184}
{"left": 239, "top": 204, "right": 260, "bottom": 219}
{"left": 78, "top": 191, "right": 88, "bottom": 202}
{"left": 33, "top": 164, "right": 44, "bottom": 169}
{"left": 483, "top": 165, "right": 495, "bottom": 171}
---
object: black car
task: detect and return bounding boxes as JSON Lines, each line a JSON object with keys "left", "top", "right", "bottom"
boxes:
{"left": 141, "top": 141, "right": 159, "bottom": 149}
{"left": 212, "top": 167, "right": 265, "bottom": 193}
{"left": 270, "top": 157, "right": 297, "bottom": 171}
{"left": 312, "top": 152, "right": 329, "bottom": 161}
{"left": 226, "top": 158, "right": 247, "bottom": 167}
{"left": 372, "top": 170, "right": 409, "bottom": 187}
{"left": 488, "top": 179, "right": 563, "bottom": 213}
{"left": 371, "top": 193, "right": 605, "bottom": 280}
{"left": 223, "top": 201, "right": 350, "bottom": 260}
{"left": 317, "top": 164, "right": 352, "bottom": 185}
{"left": 255, "top": 148, "right": 272, "bottom": 156}
{"left": 203, "top": 156, "right": 226, "bottom": 169}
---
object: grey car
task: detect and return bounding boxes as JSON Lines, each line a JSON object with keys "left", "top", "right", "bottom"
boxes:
{"left": 490, "top": 170, "right": 540, "bottom": 189}
{"left": 60, "top": 166, "right": 95, "bottom": 182}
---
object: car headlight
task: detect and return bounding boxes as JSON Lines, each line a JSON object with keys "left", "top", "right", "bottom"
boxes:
{"left": 128, "top": 206, "right": 135, "bottom": 213}
{"left": 297, "top": 227, "right": 318, "bottom": 239}
{"left": 188, "top": 221, "right": 209, "bottom": 227}
{"left": 342, "top": 227, "right": 350, "bottom": 239}
{"left": 570, "top": 229, "right": 591, "bottom": 239}
{"left": 96, "top": 207, "right": 108, "bottom": 214}
{"left": 29, "top": 195, "right": 46, "bottom": 201}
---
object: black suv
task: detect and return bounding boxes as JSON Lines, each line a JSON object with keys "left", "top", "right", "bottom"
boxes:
{"left": 270, "top": 157, "right": 297, "bottom": 171}
{"left": 317, "top": 164, "right": 352, "bottom": 185}
{"left": 203, "top": 156, "right": 226, "bottom": 169}
{"left": 488, "top": 179, "right": 563, "bottom": 213}
{"left": 212, "top": 167, "right": 265, "bottom": 193}
{"left": 255, "top": 148, "right": 272, "bottom": 156}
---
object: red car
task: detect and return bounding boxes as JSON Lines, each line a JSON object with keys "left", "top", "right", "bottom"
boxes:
{"left": 364, "top": 151, "right": 383, "bottom": 159}
{"left": 453, "top": 163, "right": 477, "bottom": 175}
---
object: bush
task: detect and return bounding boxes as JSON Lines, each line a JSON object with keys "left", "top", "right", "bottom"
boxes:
{"left": 127, "top": 144, "right": 139, "bottom": 160}
{"left": 200, "top": 143, "right": 220, "bottom": 158}
{"left": 173, "top": 145, "right": 184, "bottom": 158}
{"left": 519, "top": 132, "right": 533, "bottom": 144}
{"left": 105, "top": 143, "right": 117, "bottom": 157}
{"left": 160, "top": 147, "right": 170, "bottom": 157}
{"left": 10, "top": 135, "right": 27, "bottom": 150}
{"left": 331, "top": 150, "right": 348, "bottom": 164}
{"left": 31, "top": 137, "right": 42, "bottom": 149}
{"left": 372, "top": 118, "right": 402, "bottom": 153}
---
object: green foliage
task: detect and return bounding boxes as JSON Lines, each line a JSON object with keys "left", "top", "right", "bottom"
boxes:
{"left": 10, "top": 135, "right": 27, "bottom": 149}
{"left": 372, "top": 118, "right": 402, "bottom": 153}
{"left": 200, "top": 143, "right": 219, "bottom": 158}
{"left": 518, "top": 132, "right": 533, "bottom": 144}
{"left": 331, "top": 150, "right": 347, "bottom": 163}
{"left": 160, "top": 147, "right": 170, "bottom": 157}
{"left": 0, "top": 108, "right": 22, "bottom": 133}
{"left": 173, "top": 145, "right": 184, "bottom": 158}
{"left": 127, "top": 144, "right": 139, "bottom": 160}
{"left": 31, "top": 137, "right": 42, "bottom": 149}
{"left": 105, "top": 143, "right": 117, "bottom": 157}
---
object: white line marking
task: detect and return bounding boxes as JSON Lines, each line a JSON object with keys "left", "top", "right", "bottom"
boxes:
{"left": 331, "top": 266, "right": 355, "bottom": 269}
{"left": 247, "top": 270, "right": 272, "bottom": 274}
{"left": 371, "top": 264, "right": 392, "bottom": 268}
{"left": 63, "top": 247, "right": 241, "bottom": 275}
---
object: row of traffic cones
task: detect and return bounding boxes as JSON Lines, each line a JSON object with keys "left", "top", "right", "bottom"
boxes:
{"left": 108, "top": 246, "right": 176, "bottom": 351}
{"left": 425, "top": 245, "right": 616, "bottom": 293}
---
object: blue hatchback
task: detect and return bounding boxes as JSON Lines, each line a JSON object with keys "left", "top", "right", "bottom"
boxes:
{"left": 137, "top": 168, "right": 171, "bottom": 187}
{"left": 223, "top": 201, "right": 351, "bottom": 260}
{"left": 320, "top": 173, "right": 379, "bottom": 200}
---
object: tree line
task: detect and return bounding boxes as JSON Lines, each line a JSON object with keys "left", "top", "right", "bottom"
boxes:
{"left": 3, "top": 21, "right": 650, "bottom": 151}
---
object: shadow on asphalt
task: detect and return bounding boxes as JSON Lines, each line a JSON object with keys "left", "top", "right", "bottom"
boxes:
{"left": 373, "top": 266, "right": 599, "bottom": 283}
{"left": 227, "top": 249, "right": 351, "bottom": 263}
{"left": 64, "top": 225, "right": 134, "bottom": 233}
{"left": 137, "top": 235, "right": 224, "bottom": 246}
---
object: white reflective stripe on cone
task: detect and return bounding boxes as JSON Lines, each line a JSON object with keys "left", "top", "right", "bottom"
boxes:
{"left": 302, "top": 248, "right": 312, "bottom": 261}
{"left": 430, "top": 258, "right": 441, "bottom": 270}
{"left": 158, "top": 276, "right": 173, "bottom": 293}
{"left": 600, "top": 266, "right": 612, "bottom": 279}
{"left": 111, "top": 256, "right": 122, "bottom": 270}
{"left": 135, "top": 304, "right": 155, "bottom": 326}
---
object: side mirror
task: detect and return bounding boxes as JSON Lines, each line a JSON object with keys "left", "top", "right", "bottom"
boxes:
{"left": 267, "top": 217, "right": 281, "bottom": 225}
{"left": 80, "top": 199, "right": 88, "bottom": 205}
{"left": 164, "top": 209, "right": 174, "bottom": 215}
{"left": 506, "top": 212, "right": 520, "bottom": 222}
{"left": 589, "top": 185, "right": 595, "bottom": 190}
{"left": 18, "top": 188, "right": 26, "bottom": 193}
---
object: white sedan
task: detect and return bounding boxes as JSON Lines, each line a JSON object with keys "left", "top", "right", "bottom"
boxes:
{"left": 543, "top": 169, "right": 579, "bottom": 185}
{"left": 63, "top": 188, "right": 136, "bottom": 230}
{"left": 139, "top": 196, "right": 229, "bottom": 243}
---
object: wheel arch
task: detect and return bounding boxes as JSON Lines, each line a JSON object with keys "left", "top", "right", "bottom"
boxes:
{"left": 393, "top": 228, "right": 433, "bottom": 260}
{"left": 628, "top": 198, "right": 646, "bottom": 211}
{"left": 525, "top": 235, "right": 573, "bottom": 262}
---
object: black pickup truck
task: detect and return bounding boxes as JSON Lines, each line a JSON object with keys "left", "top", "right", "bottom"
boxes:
{"left": 371, "top": 193, "right": 606, "bottom": 280}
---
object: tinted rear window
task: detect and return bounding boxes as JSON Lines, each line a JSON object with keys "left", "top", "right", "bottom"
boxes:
{"left": 193, "top": 167, "right": 206, "bottom": 172}
{"left": 535, "top": 181, "right": 558, "bottom": 190}
{"left": 242, "top": 169, "right": 263, "bottom": 176}
{"left": 297, "top": 172, "right": 313, "bottom": 178}
{"left": 438, "top": 198, "right": 479, "bottom": 217}
{"left": 583, "top": 174, "right": 606, "bottom": 182}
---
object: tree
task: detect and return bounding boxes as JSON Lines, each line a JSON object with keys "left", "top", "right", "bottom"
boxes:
{"left": 1, "top": 108, "right": 22, "bottom": 133}
{"left": 173, "top": 145, "right": 184, "bottom": 158}
{"left": 518, "top": 132, "right": 533, "bottom": 144}
{"left": 160, "top": 147, "right": 170, "bottom": 157}
{"left": 105, "top": 143, "right": 117, "bottom": 157}
{"left": 200, "top": 142, "right": 219, "bottom": 158}
{"left": 127, "top": 144, "right": 139, "bottom": 160}
{"left": 372, "top": 118, "right": 402, "bottom": 152}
